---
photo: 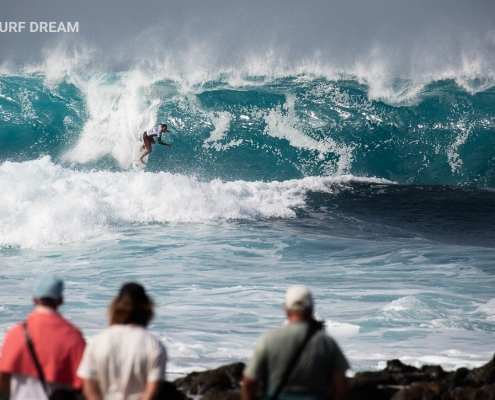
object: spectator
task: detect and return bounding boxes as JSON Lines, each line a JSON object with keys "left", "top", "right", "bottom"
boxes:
{"left": 0, "top": 274, "right": 86, "bottom": 399}
{"left": 242, "top": 285, "right": 349, "bottom": 400}
{"left": 77, "top": 282, "right": 166, "bottom": 400}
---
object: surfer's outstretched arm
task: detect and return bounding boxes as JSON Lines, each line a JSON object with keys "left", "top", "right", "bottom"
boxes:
{"left": 158, "top": 137, "right": 172, "bottom": 147}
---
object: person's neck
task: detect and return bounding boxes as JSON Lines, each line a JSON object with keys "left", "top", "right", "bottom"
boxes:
{"left": 287, "top": 313, "right": 311, "bottom": 323}
{"left": 34, "top": 305, "right": 58, "bottom": 314}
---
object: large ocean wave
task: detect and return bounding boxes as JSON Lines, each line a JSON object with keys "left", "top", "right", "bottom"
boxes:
{"left": 1, "top": 61, "right": 494, "bottom": 186}
{"left": 2, "top": 56, "right": 495, "bottom": 248}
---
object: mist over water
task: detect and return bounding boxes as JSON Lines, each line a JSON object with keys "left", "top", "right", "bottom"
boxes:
{"left": 3, "top": 0, "right": 495, "bottom": 82}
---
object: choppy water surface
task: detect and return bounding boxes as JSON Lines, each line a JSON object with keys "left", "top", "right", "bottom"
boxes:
{"left": 1, "top": 62, "right": 495, "bottom": 375}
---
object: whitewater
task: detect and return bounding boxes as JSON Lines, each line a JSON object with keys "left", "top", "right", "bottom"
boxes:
{"left": 1, "top": 54, "right": 495, "bottom": 378}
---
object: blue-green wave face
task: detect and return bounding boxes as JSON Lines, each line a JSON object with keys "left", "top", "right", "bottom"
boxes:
{"left": 1, "top": 70, "right": 494, "bottom": 186}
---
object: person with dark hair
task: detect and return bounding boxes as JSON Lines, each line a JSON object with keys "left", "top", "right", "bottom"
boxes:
{"left": 77, "top": 282, "right": 166, "bottom": 400}
{"left": 0, "top": 274, "right": 86, "bottom": 399}
{"left": 242, "top": 285, "right": 349, "bottom": 400}
{"left": 138, "top": 124, "right": 172, "bottom": 164}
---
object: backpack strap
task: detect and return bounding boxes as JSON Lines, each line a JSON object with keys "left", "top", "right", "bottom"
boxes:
{"left": 23, "top": 321, "right": 50, "bottom": 397}
{"left": 270, "top": 320, "right": 324, "bottom": 400}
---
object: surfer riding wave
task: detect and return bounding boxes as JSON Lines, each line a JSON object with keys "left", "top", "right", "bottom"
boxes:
{"left": 138, "top": 124, "right": 172, "bottom": 164}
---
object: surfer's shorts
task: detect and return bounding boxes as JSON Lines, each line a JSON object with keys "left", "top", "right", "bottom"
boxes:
{"left": 143, "top": 133, "right": 156, "bottom": 152}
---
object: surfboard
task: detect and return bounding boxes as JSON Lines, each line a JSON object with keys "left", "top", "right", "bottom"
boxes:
{"left": 132, "top": 142, "right": 149, "bottom": 170}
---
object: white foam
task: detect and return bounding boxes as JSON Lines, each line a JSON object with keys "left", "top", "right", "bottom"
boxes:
{"left": 325, "top": 320, "right": 360, "bottom": 339}
{"left": 475, "top": 299, "right": 495, "bottom": 321}
{"left": 446, "top": 119, "right": 474, "bottom": 175}
{"left": 61, "top": 70, "right": 164, "bottom": 167}
{"left": 202, "top": 112, "right": 243, "bottom": 151}
{"left": 256, "top": 96, "right": 356, "bottom": 176}
{"left": 383, "top": 296, "right": 424, "bottom": 312}
{"left": 401, "top": 352, "right": 492, "bottom": 372}
{"left": 0, "top": 157, "right": 392, "bottom": 248}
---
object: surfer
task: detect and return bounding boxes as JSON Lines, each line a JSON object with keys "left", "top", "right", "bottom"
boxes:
{"left": 138, "top": 124, "right": 172, "bottom": 164}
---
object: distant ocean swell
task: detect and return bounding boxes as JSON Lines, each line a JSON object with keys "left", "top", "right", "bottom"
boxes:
{"left": 1, "top": 70, "right": 494, "bottom": 186}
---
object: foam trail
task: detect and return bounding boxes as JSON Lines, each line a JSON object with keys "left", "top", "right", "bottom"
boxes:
{"left": 0, "top": 157, "right": 392, "bottom": 248}
{"left": 203, "top": 112, "right": 243, "bottom": 151}
{"left": 258, "top": 95, "right": 356, "bottom": 175}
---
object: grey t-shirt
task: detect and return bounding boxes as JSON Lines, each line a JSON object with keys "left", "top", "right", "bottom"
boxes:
{"left": 244, "top": 322, "right": 349, "bottom": 395}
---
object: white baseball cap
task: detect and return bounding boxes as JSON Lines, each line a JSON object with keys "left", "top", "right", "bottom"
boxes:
{"left": 284, "top": 285, "right": 313, "bottom": 311}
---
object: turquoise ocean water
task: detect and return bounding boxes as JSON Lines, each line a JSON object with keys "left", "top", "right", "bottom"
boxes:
{"left": 1, "top": 60, "right": 495, "bottom": 377}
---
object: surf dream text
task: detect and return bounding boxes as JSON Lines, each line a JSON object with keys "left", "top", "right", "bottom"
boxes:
{"left": 0, "top": 22, "right": 79, "bottom": 33}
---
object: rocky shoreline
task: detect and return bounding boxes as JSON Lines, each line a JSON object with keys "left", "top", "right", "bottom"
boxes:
{"left": 167, "top": 354, "right": 495, "bottom": 400}
{"left": 1, "top": 355, "right": 494, "bottom": 399}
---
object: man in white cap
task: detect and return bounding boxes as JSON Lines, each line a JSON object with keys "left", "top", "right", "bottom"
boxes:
{"left": 0, "top": 274, "right": 86, "bottom": 400}
{"left": 242, "top": 285, "right": 349, "bottom": 400}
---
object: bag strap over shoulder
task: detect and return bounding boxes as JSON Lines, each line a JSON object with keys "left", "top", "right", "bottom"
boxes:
{"left": 23, "top": 321, "right": 51, "bottom": 396}
{"left": 270, "top": 319, "right": 324, "bottom": 400}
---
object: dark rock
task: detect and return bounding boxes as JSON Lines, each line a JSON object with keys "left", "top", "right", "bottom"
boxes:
{"left": 453, "top": 368, "right": 470, "bottom": 387}
{"left": 464, "top": 354, "right": 495, "bottom": 387}
{"left": 353, "top": 371, "right": 394, "bottom": 386}
{"left": 480, "top": 384, "right": 495, "bottom": 400}
{"left": 387, "top": 359, "right": 420, "bottom": 374}
{"left": 347, "top": 379, "right": 399, "bottom": 400}
{"left": 393, "top": 372, "right": 427, "bottom": 386}
{"left": 481, "top": 384, "right": 495, "bottom": 394}
{"left": 173, "top": 362, "right": 245, "bottom": 397}
{"left": 422, "top": 365, "right": 447, "bottom": 381}
{"left": 169, "top": 356, "right": 495, "bottom": 400}
{"left": 157, "top": 381, "right": 188, "bottom": 400}
{"left": 450, "top": 383, "right": 495, "bottom": 400}
{"left": 391, "top": 382, "right": 445, "bottom": 400}
{"left": 353, "top": 363, "right": 425, "bottom": 387}
{"left": 202, "top": 388, "right": 241, "bottom": 400}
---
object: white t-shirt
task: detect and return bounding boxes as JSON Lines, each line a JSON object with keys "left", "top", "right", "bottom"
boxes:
{"left": 77, "top": 325, "right": 167, "bottom": 400}
{"left": 10, "top": 374, "right": 72, "bottom": 400}
{"left": 146, "top": 126, "right": 163, "bottom": 138}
